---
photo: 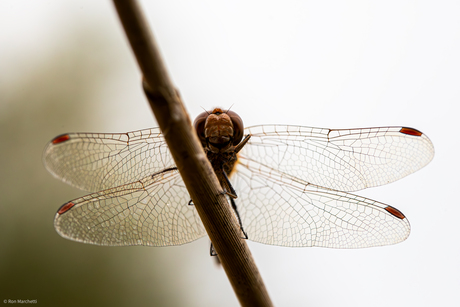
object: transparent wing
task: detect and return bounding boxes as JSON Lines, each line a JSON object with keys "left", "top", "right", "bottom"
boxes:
{"left": 242, "top": 125, "right": 434, "bottom": 192}
{"left": 231, "top": 159, "right": 410, "bottom": 248}
{"left": 54, "top": 169, "right": 206, "bottom": 246}
{"left": 43, "top": 128, "right": 174, "bottom": 192}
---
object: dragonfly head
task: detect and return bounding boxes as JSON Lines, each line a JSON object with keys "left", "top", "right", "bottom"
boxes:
{"left": 194, "top": 108, "right": 244, "bottom": 152}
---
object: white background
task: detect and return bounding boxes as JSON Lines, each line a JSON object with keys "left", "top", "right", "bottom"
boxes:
{"left": 1, "top": 1, "right": 458, "bottom": 306}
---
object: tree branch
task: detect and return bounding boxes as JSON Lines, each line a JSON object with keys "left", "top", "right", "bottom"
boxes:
{"left": 112, "top": 1, "right": 273, "bottom": 306}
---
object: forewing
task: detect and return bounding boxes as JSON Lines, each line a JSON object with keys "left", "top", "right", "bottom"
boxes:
{"left": 43, "top": 128, "right": 174, "bottom": 192}
{"left": 54, "top": 169, "right": 206, "bottom": 246}
{"left": 242, "top": 125, "right": 434, "bottom": 192}
{"left": 231, "top": 159, "right": 410, "bottom": 248}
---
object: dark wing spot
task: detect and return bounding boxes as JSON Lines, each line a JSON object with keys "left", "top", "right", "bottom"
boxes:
{"left": 52, "top": 134, "right": 71, "bottom": 144}
{"left": 384, "top": 206, "right": 406, "bottom": 219}
{"left": 57, "top": 202, "right": 75, "bottom": 215}
{"left": 399, "top": 127, "right": 423, "bottom": 137}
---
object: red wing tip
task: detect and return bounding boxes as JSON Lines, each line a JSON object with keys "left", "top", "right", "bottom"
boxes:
{"left": 52, "top": 134, "right": 71, "bottom": 144}
{"left": 384, "top": 206, "right": 406, "bottom": 219}
{"left": 57, "top": 202, "right": 75, "bottom": 215}
{"left": 399, "top": 127, "right": 423, "bottom": 137}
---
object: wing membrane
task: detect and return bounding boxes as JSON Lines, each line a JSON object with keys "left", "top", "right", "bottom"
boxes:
{"left": 54, "top": 169, "right": 205, "bottom": 246}
{"left": 46, "top": 123, "right": 431, "bottom": 248}
{"left": 43, "top": 128, "right": 174, "bottom": 192}
{"left": 242, "top": 125, "right": 434, "bottom": 192}
{"left": 232, "top": 158, "right": 410, "bottom": 248}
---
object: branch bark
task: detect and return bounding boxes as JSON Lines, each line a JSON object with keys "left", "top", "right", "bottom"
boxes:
{"left": 112, "top": 1, "right": 273, "bottom": 306}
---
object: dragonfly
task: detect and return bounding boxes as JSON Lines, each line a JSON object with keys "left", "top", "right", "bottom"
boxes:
{"left": 43, "top": 108, "right": 434, "bottom": 249}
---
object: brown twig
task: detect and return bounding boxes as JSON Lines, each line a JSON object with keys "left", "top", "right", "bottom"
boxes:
{"left": 112, "top": 1, "right": 273, "bottom": 306}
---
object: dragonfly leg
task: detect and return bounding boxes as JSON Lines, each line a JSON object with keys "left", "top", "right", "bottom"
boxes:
{"left": 210, "top": 242, "right": 218, "bottom": 256}
{"left": 219, "top": 166, "right": 247, "bottom": 239}
{"left": 188, "top": 199, "right": 194, "bottom": 206}
{"left": 234, "top": 134, "right": 251, "bottom": 154}
{"left": 229, "top": 197, "right": 248, "bottom": 240}
{"left": 221, "top": 168, "right": 238, "bottom": 198}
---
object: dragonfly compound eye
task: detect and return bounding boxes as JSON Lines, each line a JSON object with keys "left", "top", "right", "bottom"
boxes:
{"left": 193, "top": 110, "right": 210, "bottom": 148}
{"left": 226, "top": 110, "right": 244, "bottom": 146}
